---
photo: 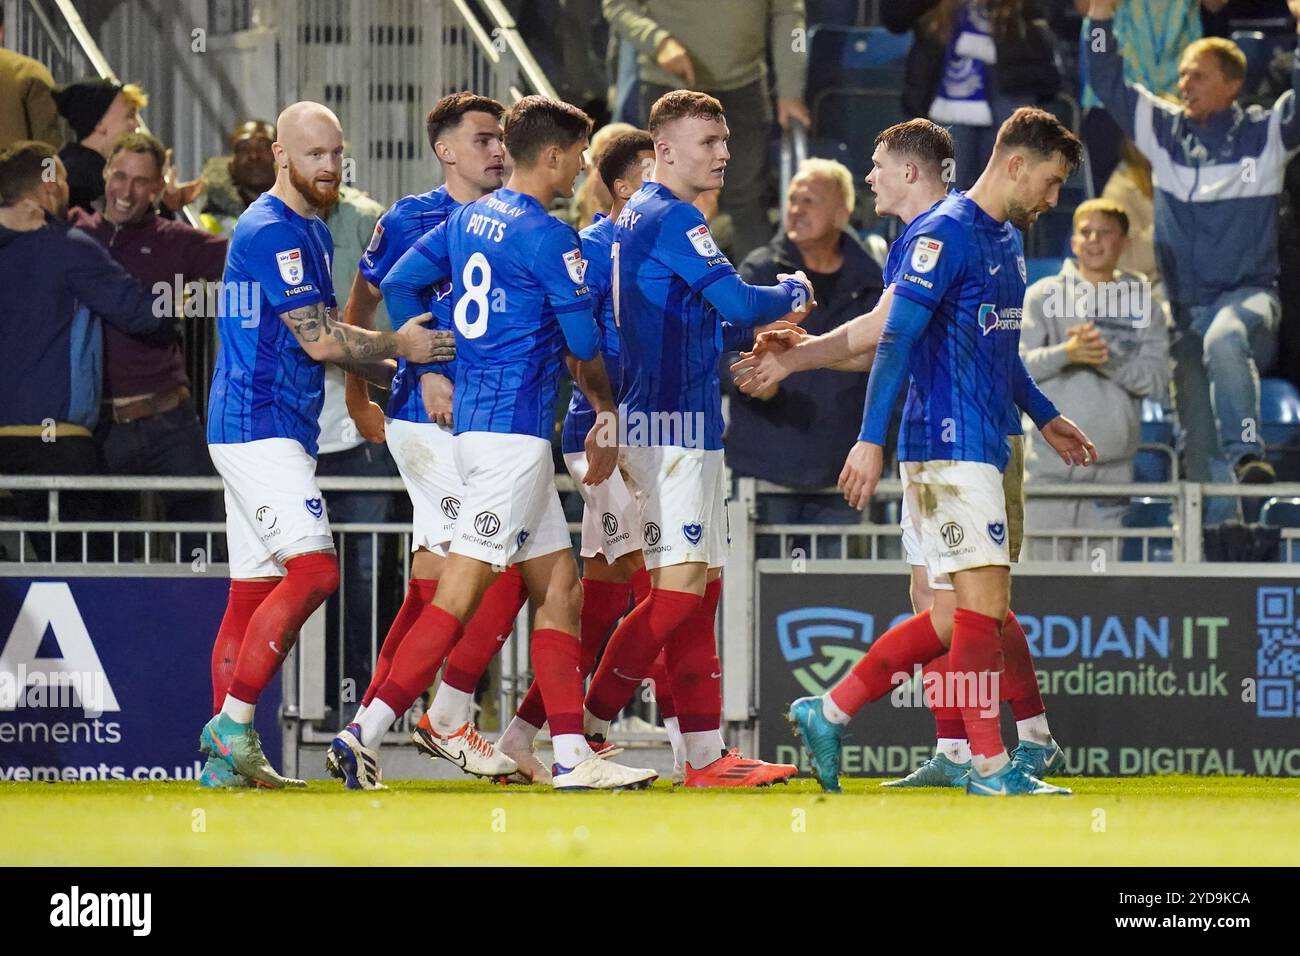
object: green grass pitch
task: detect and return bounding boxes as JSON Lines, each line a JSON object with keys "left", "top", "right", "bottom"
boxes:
{"left": 3, "top": 776, "right": 1298, "bottom": 866}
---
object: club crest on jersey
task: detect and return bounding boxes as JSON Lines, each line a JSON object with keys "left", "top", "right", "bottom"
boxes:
{"left": 517, "top": 529, "right": 530, "bottom": 549}
{"left": 562, "top": 248, "right": 588, "bottom": 285}
{"left": 988, "top": 522, "right": 1006, "bottom": 546}
{"left": 686, "top": 223, "right": 720, "bottom": 258}
{"left": 1017, "top": 255, "right": 1027, "bottom": 282}
{"left": 682, "top": 523, "right": 703, "bottom": 545}
{"left": 910, "top": 237, "right": 943, "bottom": 274}
{"left": 304, "top": 497, "right": 324, "bottom": 519}
{"left": 366, "top": 222, "right": 384, "bottom": 254}
{"left": 276, "top": 248, "right": 304, "bottom": 285}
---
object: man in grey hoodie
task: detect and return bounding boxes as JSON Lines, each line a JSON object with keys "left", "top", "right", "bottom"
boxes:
{"left": 1021, "top": 198, "right": 1170, "bottom": 560}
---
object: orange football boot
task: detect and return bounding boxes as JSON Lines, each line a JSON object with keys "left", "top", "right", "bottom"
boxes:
{"left": 682, "top": 747, "right": 798, "bottom": 787}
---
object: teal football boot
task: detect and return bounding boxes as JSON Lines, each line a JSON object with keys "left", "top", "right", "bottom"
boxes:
{"left": 787, "top": 696, "right": 844, "bottom": 793}
{"left": 1010, "top": 738, "right": 1066, "bottom": 778}
{"left": 966, "top": 762, "right": 1071, "bottom": 796}
{"left": 881, "top": 752, "right": 970, "bottom": 788}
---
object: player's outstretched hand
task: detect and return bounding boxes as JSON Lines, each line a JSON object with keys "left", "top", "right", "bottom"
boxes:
{"left": 395, "top": 312, "right": 456, "bottom": 364}
{"left": 347, "top": 397, "right": 387, "bottom": 443}
{"left": 751, "top": 326, "right": 805, "bottom": 355}
{"left": 731, "top": 347, "right": 791, "bottom": 396}
{"left": 420, "top": 372, "right": 454, "bottom": 427}
{"left": 838, "top": 440, "right": 884, "bottom": 510}
{"left": 583, "top": 419, "right": 618, "bottom": 487}
{"left": 1041, "top": 415, "right": 1099, "bottom": 467}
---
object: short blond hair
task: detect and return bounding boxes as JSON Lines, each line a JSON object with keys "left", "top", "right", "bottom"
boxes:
{"left": 121, "top": 82, "right": 149, "bottom": 110}
{"left": 1181, "top": 37, "right": 1247, "bottom": 83}
{"left": 791, "top": 157, "right": 855, "bottom": 214}
{"left": 1072, "top": 198, "right": 1130, "bottom": 235}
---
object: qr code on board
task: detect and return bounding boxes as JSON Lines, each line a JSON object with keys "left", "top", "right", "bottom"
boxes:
{"left": 1256, "top": 586, "right": 1300, "bottom": 717}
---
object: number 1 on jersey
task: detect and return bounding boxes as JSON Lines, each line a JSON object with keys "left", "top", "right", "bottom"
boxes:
{"left": 454, "top": 251, "right": 492, "bottom": 338}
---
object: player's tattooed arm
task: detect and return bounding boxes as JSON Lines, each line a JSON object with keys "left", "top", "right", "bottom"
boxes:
{"left": 280, "top": 302, "right": 455, "bottom": 369}
{"left": 342, "top": 273, "right": 388, "bottom": 444}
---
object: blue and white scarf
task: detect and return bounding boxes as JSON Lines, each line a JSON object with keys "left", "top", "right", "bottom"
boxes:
{"left": 929, "top": 2, "right": 997, "bottom": 127}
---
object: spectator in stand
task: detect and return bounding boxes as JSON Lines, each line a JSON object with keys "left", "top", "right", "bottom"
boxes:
{"left": 884, "top": 1, "right": 1061, "bottom": 190}
{"left": 602, "top": 0, "right": 810, "bottom": 263}
{"left": 571, "top": 121, "right": 636, "bottom": 228}
{"left": 0, "top": 9, "right": 64, "bottom": 151}
{"left": 52, "top": 78, "right": 204, "bottom": 215}
{"left": 1086, "top": 1, "right": 1300, "bottom": 522}
{"left": 0, "top": 141, "right": 174, "bottom": 558}
{"left": 1075, "top": 1, "right": 1214, "bottom": 197}
{"left": 1103, "top": 140, "right": 1165, "bottom": 302}
{"left": 197, "top": 119, "right": 278, "bottom": 236}
{"left": 69, "top": 132, "right": 225, "bottom": 529}
{"left": 1020, "top": 199, "right": 1170, "bottom": 560}
{"left": 317, "top": 176, "right": 402, "bottom": 711}
{"left": 728, "top": 158, "right": 883, "bottom": 559}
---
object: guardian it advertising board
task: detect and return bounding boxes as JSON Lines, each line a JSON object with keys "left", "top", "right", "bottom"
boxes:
{"left": 758, "top": 571, "right": 1300, "bottom": 776}
{"left": 0, "top": 576, "right": 280, "bottom": 782}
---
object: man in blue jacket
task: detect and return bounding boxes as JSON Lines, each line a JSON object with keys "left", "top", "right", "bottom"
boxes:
{"left": 0, "top": 140, "right": 174, "bottom": 555}
{"left": 1087, "top": 1, "right": 1300, "bottom": 519}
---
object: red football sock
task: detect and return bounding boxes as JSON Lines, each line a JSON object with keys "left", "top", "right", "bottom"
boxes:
{"left": 664, "top": 578, "right": 722, "bottom": 733}
{"left": 514, "top": 679, "right": 548, "bottom": 729}
{"left": 1001, "top": 610, "right": 1045, "bottom": 720}
{"left": 924, "top": 652, "right": 966, "bottom": 740}
{"left": 531, "top": 628, "right": 585, "bottom": 736}
{"left": 578, "top": 577, "right": 633, "bottom": 674}
{"left": 647, "top": 650, "right": 676, "bottom": 719}
{"left": 441, "top": 566, "right": 529, "bottom": 693}
{"left": 227, "top": 553, "right": 339, "bottom": 706}
{"left": 828, "top": 609, "right": 945, "bottom": 718}
{"left": 374, "top": 603, "right": 463, "bottom": 717}
{"left": 630, "top": 565, "right": 652, "bottom": 605}
{"left": 584, "top": 588, "right": 701, "bottom": 721}
{"left": 361, "top": 577, "right": 437, "bottom": 707}
{"left": 949, "top": 607, "right": 1006, "bottom": 760}
{"left": 210, "top": 580, "right": 277, "bottom": 714}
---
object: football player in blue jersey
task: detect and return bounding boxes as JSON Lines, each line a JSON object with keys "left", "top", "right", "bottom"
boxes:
{"left": 324, "top": 92, "right": 534, "bottom": 788}
{"left": 579, "top": 90, "right": 813, "bottom": 787}
{"left": 783, "top": 109, "right": 1097, "bottom": 796}
{"left": 735, "top": 120, "right": 1072, "bottom": 790}
{"left": 341, "top": 96, "right": 659, "bottom": 790}
{"left": 495, "top": 129, "right": 688, "bottom": 782}
{"left": 200, "top": 101, "right": 453, "bottom": 789}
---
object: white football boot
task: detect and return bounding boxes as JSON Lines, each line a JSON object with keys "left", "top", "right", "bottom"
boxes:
{"left": 552, "top": 756, "right": 658, "bottom": 790}
{"left": 411, "top": 720, "right": 518, "bottom": 779}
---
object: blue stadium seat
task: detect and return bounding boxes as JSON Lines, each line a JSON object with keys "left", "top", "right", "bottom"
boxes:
{"left": 813, "top": 89, "right": 904, "bottom": 179}
{"left": 1133, "top": 445, "right": 1174, "bottom": 482}
{"left": 1261, "top": 377, "right": 1300, "bottom": 480}
{"left": 1261, "top": 496, "right": 1300, "bottom": 562}
{"left": 807, "top": 25, "right": 912, "bottom": 96}
{"left": 807, "top": 0, "right": 861, "bottom": 28}
{"left": 1025, "top": 256, "right": 1063, "bottom": 285}
{"left": 1121, "top": 496, "right": 1174, "bottom": 562}
{"left": 1231, "top": 30, "right": 1296, "bottom": 92}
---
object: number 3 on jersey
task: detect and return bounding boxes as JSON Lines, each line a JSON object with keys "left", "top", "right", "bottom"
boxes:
{"left": 454, "top": 251, "right": 492, "bottom": 339}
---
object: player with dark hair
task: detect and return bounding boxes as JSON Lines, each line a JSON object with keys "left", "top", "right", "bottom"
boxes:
{"left": 200, "top": 101, "right": 452, "bottom": 789}
{"left": 323, "top": 91, "right": 529, "bottom": 787}
{"left": 494, "top": 128, "right": 682, "bottom": 783}
{"left": 788, "top": 107, "right": 1094, "bottom": 797}
{"left": 578, "top": 90, "right": 812, "bottom": 787}
{"left": 735, "top": 118, "right": 1068, "bottom": 789}
{"left": 333, "top": 96, "right": 658, "bottom": 790}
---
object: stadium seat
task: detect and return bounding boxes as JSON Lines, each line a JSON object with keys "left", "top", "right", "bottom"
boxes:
{"left": 1133, "top": 444, "right": 1175, "bottom": 482}
{"left": 1025, "top": 256, "right": 1064, "bottom": 285}
{"left": 807, "top": 0, "right": 861, "bottom": 28}
{"left": 1260, "top": 496, "right": 1300, "bottom": 562}
{"left": 813, "top": 89, "right": 905, "bottom": 180}
{"left": 1140, "top": 398, "right": 1175, "bottom": 446}
{"left": 807, "top": 25, "right": 912, "bottom": 96}
{"left": 1261, "top": 377, "right": 1300, "bottom": 480}
{"left": 1121, "top": 496, "right": 1174, "bottom": 562}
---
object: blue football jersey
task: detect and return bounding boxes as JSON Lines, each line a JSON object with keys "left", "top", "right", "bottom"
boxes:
{"left": 358, "top": 186, "right": 460, "bottom": 424}
{"left": 207, "top": 192, "right": 336, "bottom": 457}
{"left": 561, "top": 213, "right": 622, "bottom": 455}
{"left": 613, "top": 181, "right": 736, "bottom": 450}
{"left": 410, "top": 187, "right": 595, "bottom": 440}
{"left": 882, "top": 199, "right": 1024, "bottom": 441}
{"left": 891, "top": 191, "right": 1029, "bottom": 469}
